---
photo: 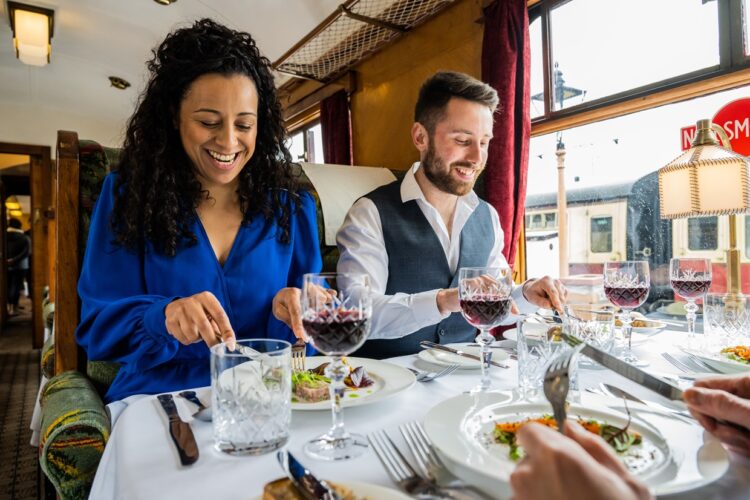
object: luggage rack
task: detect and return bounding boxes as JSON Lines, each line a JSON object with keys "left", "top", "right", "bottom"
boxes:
{"left": 274, "top": 0, "right": 456, "bottom": 83}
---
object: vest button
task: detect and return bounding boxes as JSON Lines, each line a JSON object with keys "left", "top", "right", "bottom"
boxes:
{"left": 438, "top": 328, "right": 445, "bottom": 336}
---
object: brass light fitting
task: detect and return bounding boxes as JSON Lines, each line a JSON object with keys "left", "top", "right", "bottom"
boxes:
{"left": 109, "top": 76, "right": 131, "bottom": 90}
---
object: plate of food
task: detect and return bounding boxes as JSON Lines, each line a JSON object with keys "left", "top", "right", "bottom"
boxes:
{"left": 292, "top": 356, "right": 416, "bottom": 410}
{"left": 260, "top": 478, "right": 410, "bottom": 500}
{"left": 423, "top": 393, "right": 689, "bottom": 497}
{"left": 657, "top": 302, "right": 702, "bottom": 318}
{"left": 680, "top": 345, "right": 750, "bottom": 374}
{"left": 417, "top": 343, "right": 510, "bottom": 369}
{"left": 616, "top": 313, "right": 667, "bottom": 335}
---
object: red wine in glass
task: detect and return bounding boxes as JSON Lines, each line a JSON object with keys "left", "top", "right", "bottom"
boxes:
{"left": 670, "top": 279, "right": 711, "bottom": 299}
{"left": 603, "top": 285, "right": 649, "bottom": 309}
{"left": 460, "top": 296, "right": 513, "bottom": 329}
{"left": 302, "top": 311, "right": 369, "bottom": 355}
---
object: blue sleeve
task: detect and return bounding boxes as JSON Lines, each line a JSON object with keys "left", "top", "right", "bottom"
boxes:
{"left": 265, "top": 191, "right": 323, "bottom": 346}
{"left": 75, "top": 173, "right": 181, "bottom": 372}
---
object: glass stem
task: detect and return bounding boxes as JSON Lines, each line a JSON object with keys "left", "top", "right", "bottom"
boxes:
{"left": 685, "top": 299, "right": 698, "bottom": 346}
{"left": 622, "top": 310, "right": 634, "bottom": 353}
{"left": 477, "top": 328, "right": 494, "bottom": 391}
{"left": 325, "top": 356, "right": 349, "bottom": 440}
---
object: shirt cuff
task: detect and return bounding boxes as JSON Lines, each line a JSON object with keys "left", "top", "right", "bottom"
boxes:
{"left": 512, "top": 281, "right": 537, "bottom": 314}
{"left": 413, "top": 289, "right": 450, "bottom": 325}
{"left": 143, "top": 296, "right": 181, "bottom": 343}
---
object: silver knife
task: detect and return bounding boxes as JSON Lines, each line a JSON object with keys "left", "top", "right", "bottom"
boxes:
{"left": 156, "top": 394, "right": 199, "bottom": 466}
{"left": 277, "top": 450, "right": 342, "bottom": 500}
{"left": 420, "top": 341, "right": 509, "bottom": 369}
{"left": 602, "top": 383, "right": 694, "bottom": 422}
{"left": 561, "top": 334, "right": 683, "bottom": 401}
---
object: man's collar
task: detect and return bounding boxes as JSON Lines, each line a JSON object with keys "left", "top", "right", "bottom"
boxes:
{"left": 400, "top": 162, "right": 479, "bottom": 209}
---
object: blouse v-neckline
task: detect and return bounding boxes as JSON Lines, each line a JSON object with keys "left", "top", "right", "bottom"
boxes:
{"left": 194, "top": 215, "right": 242, "bottom": 270}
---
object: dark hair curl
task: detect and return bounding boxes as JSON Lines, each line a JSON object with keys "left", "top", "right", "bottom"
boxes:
{"left": 112, "top": 18, "right": 298, "bottom": 256}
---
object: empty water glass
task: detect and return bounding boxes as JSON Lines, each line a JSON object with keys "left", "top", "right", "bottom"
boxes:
{"left": 211, "top": 339, "right": 291, "bottom": 456}
{"left": 516, "top": 319, "right": 580, "bottom": 402}
{"left": 563, "top": 305, "right": 614, "bottom": 368}
{"left": 704, "top": 293, "right": 750, "bottom": 349}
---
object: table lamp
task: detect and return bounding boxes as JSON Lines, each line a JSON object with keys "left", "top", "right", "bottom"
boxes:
{"left": 658, "top": 119, "right": 750, "bottom": 295}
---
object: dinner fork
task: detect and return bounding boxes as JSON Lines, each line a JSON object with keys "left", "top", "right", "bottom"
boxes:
{"left": 661, "top": 352, "right": 713, "bottom": 376}
{"left": 543, "top": 345, "right": 583, "bottom": 433}
{"left": 682, "top": 352, "right": 722, "bottom": 373}
{"left": 368, "top": 430, "right": 475, "bottom": 499}
{"left": 291, "top": 339, "right": 306, "bottom": 373}
{"left": 399, "top": 421, "right": 486, "bottom": 498}
{"left": 407, "top": 364, "right": 460, "bottom": 382}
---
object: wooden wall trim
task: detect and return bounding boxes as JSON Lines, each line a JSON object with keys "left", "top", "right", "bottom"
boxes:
{"left": 283, "top": 72, "right": 356, "bottom": 124}
{"left": 55, "top": 130, "right": 81, "bottom": 374}
{"left": 531, "top": 67, "right": 750, "bottom": 137}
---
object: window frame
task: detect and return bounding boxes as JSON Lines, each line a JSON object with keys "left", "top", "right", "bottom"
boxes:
{"left": 529, "top": 0, "right": 750, "bottom": 136}
{"left": 287, "top": 119, "right": 324, "bottom": 164}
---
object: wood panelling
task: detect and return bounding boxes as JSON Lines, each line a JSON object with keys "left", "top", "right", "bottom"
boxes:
{"left": 54, "top": 131, "right": 81, "bottom": 374}
{"left": 350, "top": 0, "right": 484, "bottom": 170}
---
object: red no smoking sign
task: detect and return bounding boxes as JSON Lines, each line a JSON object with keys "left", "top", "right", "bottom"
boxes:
{"left": 681, "top": 98, "right": 750, "bottom": 155}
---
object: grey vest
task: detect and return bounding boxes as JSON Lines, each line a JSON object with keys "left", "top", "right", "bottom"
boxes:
{"left": 353, "top": 181, "right": 495, "bottom": 359}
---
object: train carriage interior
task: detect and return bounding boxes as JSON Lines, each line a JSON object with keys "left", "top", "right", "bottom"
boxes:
{"left": 2, "top": 0, "right": 750, "bottom": 499}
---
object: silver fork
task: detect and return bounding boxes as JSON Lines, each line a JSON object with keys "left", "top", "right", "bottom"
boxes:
{"left": 407, "top": 364, "right": 460, "bottom": 382}
{"left": 291, "top": 339, "right": 306, "bottom": 373}
{"left": 399, "top": 421, "right": 486, "bottom": 498}
{"left": 682, "top": 352, "right": 722, "bottom": 373}
{"left": 368, "top": 430, "right": 446, "bottom": 497}
{"left": 543, "top": 345, "right": 583, "bottom": 433}
{"left": 661, "top": 352, "right": 711, "bottom": 376}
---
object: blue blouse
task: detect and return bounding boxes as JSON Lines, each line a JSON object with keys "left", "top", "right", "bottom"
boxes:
{"left": 76, "top": 173, "right": 322, "bottom": 403}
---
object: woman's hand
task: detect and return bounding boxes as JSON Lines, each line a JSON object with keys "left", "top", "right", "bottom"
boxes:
{"left": 272, "top": 287, "right": 305, "bottom": 341}
{"left": 510, "top": 422, "right": 652, "bottom": 500}
{"left": 164, "top": 291, "right": 236, "bottom": 349}
{"left": 684, "top": 374, "right": 750, "bottom": 457}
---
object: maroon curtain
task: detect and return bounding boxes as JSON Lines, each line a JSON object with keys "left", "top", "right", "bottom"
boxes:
{"left": 481, "top": 0, "right": 530, "bottom": 268}
{"left": 320, "top": 90, "right": 353, "bottom": 165}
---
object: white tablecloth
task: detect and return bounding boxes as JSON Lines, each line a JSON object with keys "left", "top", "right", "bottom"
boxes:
{"left": 89, "top": 331, "right": 750, "bottom": 499}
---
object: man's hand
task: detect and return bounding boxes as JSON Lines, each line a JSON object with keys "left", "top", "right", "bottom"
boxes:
{"left": 510, "top": 422, "right": 652, "bottom": 500}
{"left": 164, "top": 291, "right": 235, "bottom": 349}
{"left": 522, "top": 276, "right": 567, "bottom": 312}
{"left": 437, "top": 288, "right": 460, "bottom": 315}
{"left": 684, "top": 374, "right": 750, "bottom": 457}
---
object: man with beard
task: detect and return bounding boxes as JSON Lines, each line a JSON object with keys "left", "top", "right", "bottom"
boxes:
{"left": 336, "top": 71, "right": 565, "bottom": 359}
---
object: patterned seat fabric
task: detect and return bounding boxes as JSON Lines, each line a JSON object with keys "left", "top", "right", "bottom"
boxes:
{"left": 39, "top": 371, "right": 109, "bottom": 500}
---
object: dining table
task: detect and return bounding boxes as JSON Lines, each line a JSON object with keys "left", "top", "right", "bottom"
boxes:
{"left": 89, "top": 329, "right": 750, "bottom": 499}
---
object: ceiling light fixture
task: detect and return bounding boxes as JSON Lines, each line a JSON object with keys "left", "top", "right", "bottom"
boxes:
{"left": 153, "top": 0, "right": 177, "bottom": 5}
{"left": 108, "top": 76, "right": 131, "bottom": 90}
{"left": 8, "top": 1, "right": 54, "bottom": 66}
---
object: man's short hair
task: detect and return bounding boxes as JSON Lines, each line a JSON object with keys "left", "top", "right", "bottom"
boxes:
{"left": 414, "top": 71, "right": 499, "bottom": 133}
{"left": 8, "top": 218, "right": 22, "bottom": 229}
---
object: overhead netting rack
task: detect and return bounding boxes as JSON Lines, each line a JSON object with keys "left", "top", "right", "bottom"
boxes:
{"left": 274, "top": 0, "right": 457, "bottom": 83}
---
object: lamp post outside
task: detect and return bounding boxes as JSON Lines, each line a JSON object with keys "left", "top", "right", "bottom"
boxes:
{"left": 532, "top": 62, "right": 585, "bottom": 278}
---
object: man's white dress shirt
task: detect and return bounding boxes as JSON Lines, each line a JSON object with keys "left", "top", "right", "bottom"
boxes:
{"left": 336, "top": 162, "right": 534, "bottom": 340}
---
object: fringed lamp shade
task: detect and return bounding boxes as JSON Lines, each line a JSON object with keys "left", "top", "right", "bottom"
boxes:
{"left": 658, "top": 129, "right": 750, "bottom": 219}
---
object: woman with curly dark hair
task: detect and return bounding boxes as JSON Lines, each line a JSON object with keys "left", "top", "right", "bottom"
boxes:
{"left": 75, "top": 18, "right": 321, "bottom": 403}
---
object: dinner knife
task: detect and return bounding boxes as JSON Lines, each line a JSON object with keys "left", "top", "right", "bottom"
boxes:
{"left": 156, "top": 394, "right": 199, "bottom": 466}
{"left": 277, "top": 450, "right": 342, "bottom": 500}
{"left": 420, "top": 341, "right": 509, "bottom": 369}
{"left": 561, "top": 334, "right": 684, "bottom": 401}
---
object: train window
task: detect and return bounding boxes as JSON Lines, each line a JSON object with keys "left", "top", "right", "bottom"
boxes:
{"left": 745, "top": 216, "right": 750, "bottom": 258}
{"left": 590, "top": 216, "right": 613, "bottom": 253}
{"left": 529, "top": 13, "right": 543, "bottom": 119}
{"left": 547, "top": 0, "right": 718, "bottom": 110}
{"left": 544, "top": 213, "right": 557, "bottom": 229}
{"left": 531, "top": 214, "right": 543, "bottom": 229}
{"left": 687, "top": 217, "right": 718, "bottom": 251}
{"left": 288, "top": 122, "right": 325, "bottom": 163}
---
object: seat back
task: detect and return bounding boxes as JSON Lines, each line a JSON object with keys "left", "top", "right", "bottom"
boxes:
{"left": 55, "top": 131, "right": 121, "bottom": 392}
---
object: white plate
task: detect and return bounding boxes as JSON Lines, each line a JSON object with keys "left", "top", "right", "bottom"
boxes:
{"left": 253, "top": 481, "right": 410, "bottom": 500}
{"left": 417, "top": 343, "right": 509, "bottom": 370}
{"left": 292, "top": 356, "right": 416, "bottom": 411}
{"left": 620, "top": 319, "right": 668, "bottom": 335}
{"left": 424, "top": 392, "right": 728, "bottom": 497}
{"left": 680, "top": 346, "right": 750, "bottom": 374}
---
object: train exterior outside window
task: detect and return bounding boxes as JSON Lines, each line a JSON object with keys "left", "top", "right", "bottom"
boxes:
{"left": 687, "top": 216, "right": 719, "bottom": 251}
{"left": 590, "top": 216, "right": 613, "bottom": 253}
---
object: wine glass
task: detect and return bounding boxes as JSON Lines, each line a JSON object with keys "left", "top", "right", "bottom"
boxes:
{"left": 603, "top": 261, "right": 650, "bottom": 366}
{"left": 670, "top": 258, "right": 711, "bottom": 347}
{"left": 301, "top": 272, "right": 371, "bottom": 461}
{"left": 458, "top": 266, "right": 513, "bottom": 392}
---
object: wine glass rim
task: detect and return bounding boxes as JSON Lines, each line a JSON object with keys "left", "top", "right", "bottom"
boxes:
{"left": 458, "top": 266, "right": 511, "bottom": 272}
{"left": 303, "top": 272, "right": 370, "bottom": 279}
{"left": 604, "top": 260, "right": 649, "bottom": 265}
{"left": 669, "top": 257, "right": 712, "bottom": 263}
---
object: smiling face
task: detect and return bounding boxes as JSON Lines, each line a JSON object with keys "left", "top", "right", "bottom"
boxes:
{"left": 178, "top": 73, "right": 259, "bottom": 191}
{"left": 414, "top": 97, "right": 493, "bottom": 197}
